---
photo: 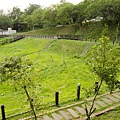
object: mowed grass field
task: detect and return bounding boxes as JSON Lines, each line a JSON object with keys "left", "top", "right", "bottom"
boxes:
{"left": 0, "top": 38, "right": 118, "bottom": 119}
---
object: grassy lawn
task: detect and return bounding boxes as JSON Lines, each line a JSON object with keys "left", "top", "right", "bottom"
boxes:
{"left": 0, "top": 38, "right": 119, "bottom": 119}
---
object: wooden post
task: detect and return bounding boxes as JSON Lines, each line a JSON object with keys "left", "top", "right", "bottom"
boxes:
{"left": 1, "top": 105, "right": 6, "bottom": 120}
{"left": 77, "top": 83, "right": 80, "bottom": 100}
{"left": 55, "top": 92, "right": 59, "bottom": 106}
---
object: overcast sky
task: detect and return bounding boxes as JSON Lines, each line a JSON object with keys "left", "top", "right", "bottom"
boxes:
{"left": 0, "top": 0, "right": 83, "bottom": 13}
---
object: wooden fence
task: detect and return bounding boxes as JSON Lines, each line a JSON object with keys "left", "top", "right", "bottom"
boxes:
{"left": 23, "top": 34, "right": 82, "bottom": 40}
{"left": 0, "top": 35, "right": 25, "bottom": 45}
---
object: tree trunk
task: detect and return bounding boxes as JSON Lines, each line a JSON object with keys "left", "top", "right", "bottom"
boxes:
{"left": 23, "top": 86, "right": 37, "bottom": 120}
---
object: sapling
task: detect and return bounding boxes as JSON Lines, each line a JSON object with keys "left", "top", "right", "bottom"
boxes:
{"left": 0, "top": 56, "right": 37, "bottom": 120}
{"left": 84, "top": 28, "right": 120, "bottom": 120}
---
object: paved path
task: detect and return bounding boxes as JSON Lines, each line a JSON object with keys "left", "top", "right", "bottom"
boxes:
{"left": 38, "top": 91, "right": 120, "bottom": 120}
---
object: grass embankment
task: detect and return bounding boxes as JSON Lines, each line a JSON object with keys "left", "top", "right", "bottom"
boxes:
{"left": 0, "top": 38, "right": 119, "bottom": 119}
{"left": 22, "top": 22, "right": 120, "bottom": 42}
{"left": 22, "top": 25, "right": 76, "bottom": 36}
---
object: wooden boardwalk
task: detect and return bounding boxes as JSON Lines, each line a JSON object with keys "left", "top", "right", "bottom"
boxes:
{"left": 38, "top": 91, "right": 120, "bottom": 120}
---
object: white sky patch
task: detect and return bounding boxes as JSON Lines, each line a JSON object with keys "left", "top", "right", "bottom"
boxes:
{"left": 0, "top": 0, "right": 83, "bottom": 13}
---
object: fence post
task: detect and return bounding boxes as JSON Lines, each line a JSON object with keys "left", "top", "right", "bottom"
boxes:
{"left": 1, "top": 105, "right": 6, "bottom": 120}
{"left": 77, "top": 83, "right": 80, "bottom": 100}
{"left": 95, "top": 82, "right": 99, "bottom": 94}
{"left": 55, "top": 92, "right": 59, "bottom": 106}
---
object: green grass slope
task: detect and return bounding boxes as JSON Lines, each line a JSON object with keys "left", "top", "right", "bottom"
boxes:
{"left": 22, "top": 25, "right": 76, "bottom": 35}
{"left": 0, "top": 38, "right": 118, "bottom": 119}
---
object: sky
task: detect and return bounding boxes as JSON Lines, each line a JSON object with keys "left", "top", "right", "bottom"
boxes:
{"left": 0, "top": 0, "right": 83, "bottom": 13}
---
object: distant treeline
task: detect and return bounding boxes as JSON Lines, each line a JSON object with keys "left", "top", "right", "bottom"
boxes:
{"left": 0, "top": 0, "right": 120, "bottom": 32}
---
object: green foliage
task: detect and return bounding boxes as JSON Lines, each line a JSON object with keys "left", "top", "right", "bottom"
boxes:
{"left": 8, "top": 7, "right": 22, "bottom": 20}
{"left": 0, "top": 15, "right": 12, "bottom": 29}
{"left": 0, "top": 56, "right": 38, "bottom": 119}
{"left": 0, "top": 56, "right": 33, "bottom": 86}
{"left": 32, "top": 8, "right": 43, "bottom": 28}
{"left": 2, "top": 0, "right": 120, "bottom": 32}
{"left": 85, "top": 34, "right": 120, "bottom": 93}
{"left": 56, "top": 3, "right": 74, "bottom": 25}
{"left": 24, "top": 4, "right": 41, "bottom": 15}
{"left": 85, "top": 0, "right": 120, "bottom": 25}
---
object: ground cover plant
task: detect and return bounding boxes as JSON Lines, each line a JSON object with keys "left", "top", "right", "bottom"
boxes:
{"left": 0, "top": 38, "right": 119, "bottom": 119}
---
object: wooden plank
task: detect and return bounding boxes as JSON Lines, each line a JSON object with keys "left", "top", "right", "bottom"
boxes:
{"left": 43, "top": 115, "right": 52, "bottom": 120}
{"left": 88, "top": 102, "right": 100, "bottom": 109}
{"left": 52, "top": 113, "right": 61, "bottom": 120}
{"left": 100, "top": 98, "right": 113, "bottom": 105}
{"left": 74, "top": 106, "right": 85, "bottom": 115}
{"left": 59, "top": 110, "right": 71, "bottom": 120}
{"left": 81, "top": 104, "right": 91, "bottom": 110}
{"left": 106, "top": 95, "right": 119, "bottom": 102}
{"left": 67, "top": 108, "right": 79, "bottom": 118}
{"left": 112, "top": 93, "right": 120, "bottom": 99}
{"left": 95, "top": 100, "right": 107, "bottom": 107}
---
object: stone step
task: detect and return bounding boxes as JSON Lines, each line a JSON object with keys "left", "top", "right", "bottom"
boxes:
{"left": 67, "top": 108, "right": 79, "bottom": 118}
{"left": 106, "top": 95, "right": 120, "bottom": 102}
{"left": 74, "top": 106, "right": 86, "bottom": 115}
{"left": 95, "top": 100, "right": 107, "bottom": 107}
{"left": 43, "top": 115, "right": 52, "bottom": 120}
{"left": 59, "top": 110, "right": 71, "bottom": 120}
{"left": 100, "top": 97, "right": 113, "bottom": 105}
{"left": 52, "top": 113, "right": 62, "bottom": 120}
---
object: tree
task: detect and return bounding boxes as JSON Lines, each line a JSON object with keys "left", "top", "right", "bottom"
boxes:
{"left": 25, "top": 4, "right": 41, "bottom": 15}
{"left": 84, "top": 0, "right": 120, "bottom": 25}
{"left": 0, "top": 56, "right": 37, "bottom": 120}
{"left": 24, "top": 15, "right": 33, "bottom": 30}
{"left": 42, "top": 6, "right": 57, "bottom": 28}
{"left": 72, "top": 2, "right": 86, "bottom": 25}
{"left": 84, "top": 0, "right": 100, "bottom": 20}
{"left": 0, "top": 15, "right": 12, "bottom": 29}
{"left": 56, "top": 2, "right": 74, "bottom": 25}
{"left": 0, "top": 9, "right": 4, "bottom": 15}
{"left": 32, "top": 7, "right": 43, "bottom": 28}
{"left": 8, "top": 7, "right": 22, "bottom": 20}
{"left": 84, "top": 28, "right": 120, "bottom": 120}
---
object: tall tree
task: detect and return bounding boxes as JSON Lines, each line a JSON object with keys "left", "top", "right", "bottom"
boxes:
{"left": 0, "top": 9, "right": 4, "bottom": 15}
{"left": 0, "top": 15, "right": 12, "bottom": 29}
{"left": 56, "top": 2, "right": 74, "bottom": 25}
{"left": 72, "top": 2, "right": 86, "bottom": 25}
{"left": 8, "top": 7, "right": 22, "bottom": 20}
{"left": 24, "top": 15, "right": 33, "bottom": 30}
{"left": 25, "top": 4, "right": 41, "bottom": 15}
{"left": 32, "top": 7, "right": 43, "bottom": 28}
{"left": 42, "top": 6, "right": 57, "bottom": 28}
{"left": 84, "top": 0, "right": 120, "bottom": 25}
